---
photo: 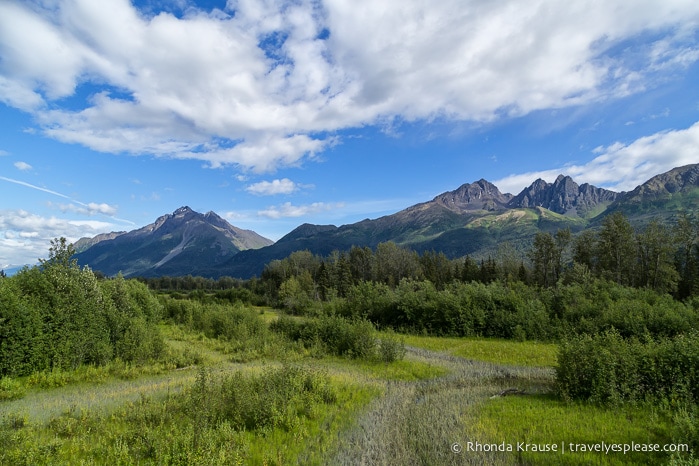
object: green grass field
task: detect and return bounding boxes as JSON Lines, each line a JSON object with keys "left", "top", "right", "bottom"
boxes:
{"left": 400, "top": 333, "right": 558, "bottom": 367}
{"left": 1, "top": 312, "right": 692, "bottom": 465}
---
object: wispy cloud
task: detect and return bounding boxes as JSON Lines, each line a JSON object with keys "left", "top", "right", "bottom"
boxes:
{"left": 13, "top": 161, "right": 32, "bottom": 171}
{"left": 494, "top": 121, "right": 699, "bottom": 194}
{"left": 0, "top": 176, "right": 126, "bottom": 220}
{"left": 246, "top": 178, "right": 301, "bottom": 196}
{"left": 50, "top": 201, "right": 118, "bottom": 216}
{"left": 0, "top": 176, "right": 73, "bottom": 200}
{"left": 1, "top": 1, "right": 697, "bottom": 172}
{"left": 258, "top": 202, "right": 344, "bottom": 219}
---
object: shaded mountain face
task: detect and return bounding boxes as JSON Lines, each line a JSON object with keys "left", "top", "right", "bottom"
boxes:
{"left": 618, "top": 164, "right": 699, "bottom": 203}
{"left": 507, "top": 175, "right": 620, "bottom": 217}
{"left": 601, "top": 164, "right": 699, "bottom": 220}
{"left": 73, "top": 206, "right": 273, "bottom": 277}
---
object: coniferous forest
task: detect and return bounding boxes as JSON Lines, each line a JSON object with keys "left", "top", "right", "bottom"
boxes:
{"left": 1, "top": 212, "right": 699, "bottom": 464}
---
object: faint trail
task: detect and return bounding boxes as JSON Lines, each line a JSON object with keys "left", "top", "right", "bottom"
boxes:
{"left": 327, "top": 345, "right": 553, "bottom": 465}
{"left": 0, "top": 360, "right": 266, "bottom": 424}
{"left": 0, "top": 370, "right": 196, "bottom": 423}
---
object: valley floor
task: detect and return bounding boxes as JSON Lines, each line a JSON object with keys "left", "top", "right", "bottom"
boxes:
{"left": 0, "top": 318, "right": 683, "bottom": 465}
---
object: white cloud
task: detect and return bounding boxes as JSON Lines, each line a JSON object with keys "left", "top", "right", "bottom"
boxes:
{"left": 1, "top": 176, "right": 121, "bottom": 218}
{"left": 51, "top": 202, "right": 119, "bottom": 216}
{"left": 258, "top": 201, "right": 344, "bottom": 219}
{"left": 1, "top": 0, "right": 698, "bottom": 172}
{"left": 494, "top": 121, "right": 699, "bottom": 194}
{"left": 14, "top": 161, "right": 32, "bottom": 171}
{"left": 0, "top": 209, "right": 117, "bottom": 267}
{"left": 246, "top": 178, "right": 299, "bottom": 195}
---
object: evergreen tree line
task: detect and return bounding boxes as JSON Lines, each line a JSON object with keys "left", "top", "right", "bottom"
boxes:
{"left": 261, "top": 212, "right": 699, "bottom": 304}
{"left": 532, "top": 212, "right": 698, "bottom": 297}
{"left": 0, "top": 239, "right": 164, "bottom": 377}
{"left": 138, "top": 274, "right": 245, "bottom": 292}
{"left": 254, "top": 213, "right": 699, "bottom": 339}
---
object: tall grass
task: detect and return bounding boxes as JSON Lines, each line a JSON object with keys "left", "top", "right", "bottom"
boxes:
{"left": 0, "top": 366, "right": 378, "bottom": 465}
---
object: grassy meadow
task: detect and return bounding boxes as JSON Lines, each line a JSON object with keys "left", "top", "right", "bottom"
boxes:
{"left": 2, "top": 304, "right": 693, "bottom": 465}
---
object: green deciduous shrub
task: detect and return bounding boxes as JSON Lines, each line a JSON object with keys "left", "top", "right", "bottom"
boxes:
{"left": 270, "top": 314, "right": 401, "bottom": 361}
{"left": 0, "top": 377, "right": 25, "bottom": 401}
{"left": 556, "top": 330, "right": 699, "bottom": 406}
{"left": 0, "top": 242, "right": 165, "bottom": 377}
{"left": 187, "top": 365, "right": 336, "bottom": 432}
{"left": 378, "top": 329, "right": 406, "bottom": 363}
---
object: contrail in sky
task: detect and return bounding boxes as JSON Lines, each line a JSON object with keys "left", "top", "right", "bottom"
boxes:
{"left": 0, "top": 176, "right": 135, "bottom": 225}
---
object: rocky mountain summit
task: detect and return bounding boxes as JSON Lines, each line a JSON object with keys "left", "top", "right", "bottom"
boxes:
{"left": 432, "top": 179, "right": 513, "bottom": 212}
{"left": 508, "top": 175, "right": 620, "bottom": 217}
{"left": 73, "top": 206, "right": 272, "bottom": 277}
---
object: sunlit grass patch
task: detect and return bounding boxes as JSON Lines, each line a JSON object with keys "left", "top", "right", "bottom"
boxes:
{"left": 401, "top": 334, "right": 558, "bottom": 367}
{"left": 471, "top": 394, "right": 674, "bottom": 465}
{"left": 317, "top": 355, "right": 448, "bottom": 381}
{"left": 255, "top": 306, "right": 280, "bottom": 324}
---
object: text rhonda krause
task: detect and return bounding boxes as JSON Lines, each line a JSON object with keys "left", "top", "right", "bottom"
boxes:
{"left": 465, "top": 441, "right": 690, "bottom": 454}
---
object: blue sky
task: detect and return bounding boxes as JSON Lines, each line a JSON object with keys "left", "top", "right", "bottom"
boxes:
{"left": 2, "top": 0, "right": 699, "bottom": 268}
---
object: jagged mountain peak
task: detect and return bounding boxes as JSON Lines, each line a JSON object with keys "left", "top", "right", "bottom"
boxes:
{"left": 432, "top": 178, "right": 513, "bottom": 212}
{"left": 507, "top": 174, "right": 619, "bottom": 217}
{"left": 74, "top": 207, "right": 273, "bottom": 278}
{"left": 74, "top": 165, "right": 697, "bottom": 280}
{"left": 173, "top": 206, "right": 193, "bottom": 215}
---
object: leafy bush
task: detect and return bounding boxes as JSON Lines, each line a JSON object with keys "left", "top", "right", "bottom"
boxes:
{"left": 378, "top": 329, "right": 406, "bottom": 363}
{"left": 0, "top": 377, "right": 25, "bottom": 401}
{"left": 0, "top": 242, "right": 165, "bottom": 377}
{"left": 271, "top": 314, "right": 382, "bottom": 360}
{"left": 556, "top": 330, "right": 699, "bottom": 405}
{"left": 187, "top": 365, "right": 336, "bottom": 431}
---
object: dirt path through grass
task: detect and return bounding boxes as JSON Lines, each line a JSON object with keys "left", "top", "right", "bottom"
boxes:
{"left": 0, "top": 369, "right": 197, "bottom": 423}
{"left": 0, "top": 360, "right": 272, "bottom": 424}
{"left": 328, "top": 345, "right": 554, "bottom": 465}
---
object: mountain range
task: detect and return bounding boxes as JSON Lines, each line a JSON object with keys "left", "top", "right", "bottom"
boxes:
{"left": 73, "top": 163, "right": 699, "bottom": 279}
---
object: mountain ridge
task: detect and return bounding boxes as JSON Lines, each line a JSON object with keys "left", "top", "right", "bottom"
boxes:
{"left": 73, "top": 206, "right": 273, "bottom": 277}
{"left": 74, "top": 163, "right": 699, "bottom": 279}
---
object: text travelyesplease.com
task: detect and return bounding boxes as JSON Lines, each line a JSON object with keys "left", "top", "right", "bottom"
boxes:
{"left": 451, "top": 441, "right": 691, "bottom": 455}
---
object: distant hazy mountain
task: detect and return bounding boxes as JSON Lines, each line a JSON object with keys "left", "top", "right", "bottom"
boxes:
{"left": 75, "top": 164, "right": 699, "bottom": 279}
{"left": 73, "top": 206, "right": 272, "bottom": 277}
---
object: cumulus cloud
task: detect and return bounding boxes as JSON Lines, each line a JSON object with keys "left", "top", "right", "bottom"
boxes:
{"left": 1, "top": 0, "right": 697, "bottom": 172}
{"left": 494, "top": 121, "right": 699, "bottom": 194}
{"left": 246, "top": 178, "right": 299, "bottom": 195}
{"left": 51, "top": 202, "right": 119, "bottom": 216}
{"left": 0, "top": 209, "right": 116, "bottom": 267}
{"left": 14, "top": 161, "right": 32, "bottom": 171}
{"left": 258, "top": 201, "right": 343, "bottom": 219}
